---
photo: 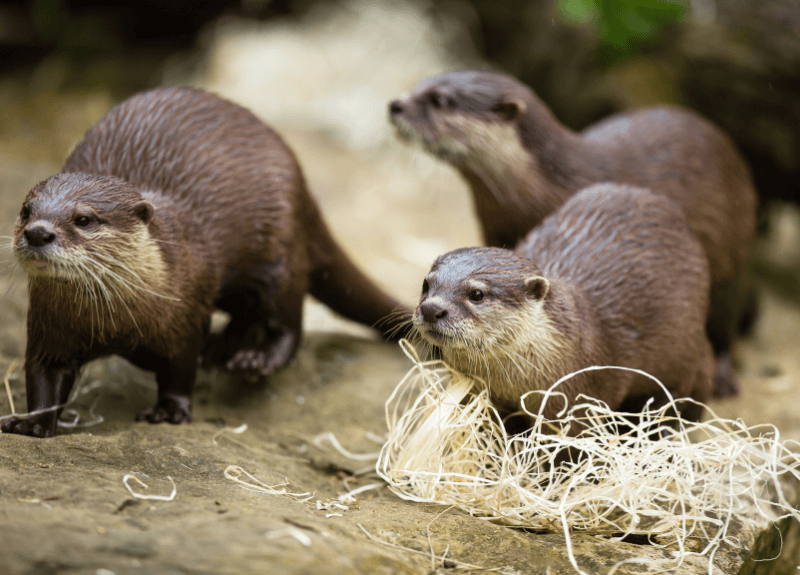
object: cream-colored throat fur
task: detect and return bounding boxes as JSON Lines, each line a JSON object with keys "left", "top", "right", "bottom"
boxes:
{"left": 28, "top": 221, "right": 177, "bottom": 338}
{"left": 443, "top": 299, "right": 570, "bottom": 406}
{"left": 436, "top": 115, "right": 537, "bottom": 206}
{"left": 82, "top": 223, "right": 173, "bottom": 301}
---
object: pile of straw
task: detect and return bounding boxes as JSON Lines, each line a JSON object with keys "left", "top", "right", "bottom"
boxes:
{"left": 377, "top": 341, "right": 800, "bottom": 572}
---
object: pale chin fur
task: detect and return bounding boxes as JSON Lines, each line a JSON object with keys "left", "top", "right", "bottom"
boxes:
{"left": 16, "top": 249, "right": 71, "bottom": 281}
{"left": 392, "top": 115, "right": 467, "bottom": 165}
{"left": 412, "top": 318, "right": 469, "bottom": 352}
{"left": 390, "top": 115, "right": 419, "bottom": 143}
{"left": 419, "top": 298, "right": 569, "bottom": 408}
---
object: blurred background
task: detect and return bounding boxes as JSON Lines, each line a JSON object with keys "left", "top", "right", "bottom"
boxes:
{"left": 1, "top": 0, "right": 800, "bottom": 430}
{"left": 1, "top": 0, "right": 798, "bottom": 196}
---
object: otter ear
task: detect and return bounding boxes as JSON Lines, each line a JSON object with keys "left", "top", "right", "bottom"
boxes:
{"left": 524, "top": 276, "right": 549, "bottom": 300}
{"left": 492, "top": 99, "right": 526, "bottom": 122}
{"left": 133, "top": 201, "right": 155, "bottom": 224}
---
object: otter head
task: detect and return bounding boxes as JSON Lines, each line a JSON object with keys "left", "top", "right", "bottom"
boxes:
{"left": 388, "top": 70, "right": 532, "bottom": 171}
{"left": 13, "top": 172, "right": 158, "bottom": 286}
{"left": 413, "top": 247, "right": 551, "bottom": 370}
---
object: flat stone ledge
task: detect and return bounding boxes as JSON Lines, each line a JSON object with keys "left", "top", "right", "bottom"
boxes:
{"left": 1, "top": 335, "right": 797, "bottom": 575}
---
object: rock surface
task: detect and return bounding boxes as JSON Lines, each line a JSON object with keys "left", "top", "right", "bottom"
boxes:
{"left": 0, "top": 329, "right": 778, "bottom": 575}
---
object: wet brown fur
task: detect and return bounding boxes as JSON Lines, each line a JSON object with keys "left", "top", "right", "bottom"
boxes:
{"left": 390, "top": 69, "right": 757, "bottom": 396}
{"left": 3, "top": 87, "right": 407, "bottom": 438}
{"left": 413, "top": 184, "right": 714, "bottom": 425}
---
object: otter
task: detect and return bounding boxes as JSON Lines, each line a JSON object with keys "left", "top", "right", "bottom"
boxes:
{"left": 390, "top": 69, "right": 756, "bottom": 396}
{"left": 2, "top": 87, "right": 407, "bottom": 438}
{"left": 412, "top": 184, "right": 714, "bottom": 425}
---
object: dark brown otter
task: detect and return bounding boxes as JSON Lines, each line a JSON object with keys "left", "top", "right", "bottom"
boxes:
{"left": 2, "top": 87, "right": 407, "bottom": 438}
{"left": 413, "top": 184, "right": 714, "bottom": 425}
{"left": 390, "top": 69, "right": 757, "bottom": 396}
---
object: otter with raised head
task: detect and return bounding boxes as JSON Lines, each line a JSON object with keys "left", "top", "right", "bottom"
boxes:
{"left": 413, "top": 184, "right": 714, "bottom": 424}
{"left": 3, "top": 87, "right": 407, "bottom": 438}
{"left": 390, "top": 69, "right": 756, "bottom": 396}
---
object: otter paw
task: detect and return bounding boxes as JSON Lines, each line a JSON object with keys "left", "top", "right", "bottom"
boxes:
{"left": 226, "top": 349, "right": 283, "bottom": 377}
{"left": 135, "top": 395, "right": 192, "bottom": 424}
{"left": 1, "top": 416, "right": 54, "bottom": 438}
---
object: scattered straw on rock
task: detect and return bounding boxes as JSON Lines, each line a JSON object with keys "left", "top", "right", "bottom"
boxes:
{"left": 224, "top": 464, "right": 376, "bottom": 514}
{"left": 0, "top": 375, "right": 106, "bottom": 430}
{"left": 3, "top": 359, "right": 19, "bottom": 414}
{"left": 123, "top": 473, "right": 177, "bottom": 502}
{"left": 212, "top": 423, "right": 248, "bottom": 445}
{"left": 313, "top": 431, "right": 382, "bottom": 461}
{"left": 265, "top": 526, "right": 313, "bottom": 547}
{"left": 377, "top": 340, "right": 800, "bottom": 574}
{"left": 224, "top": 465, "right": 313, "bottom": 500}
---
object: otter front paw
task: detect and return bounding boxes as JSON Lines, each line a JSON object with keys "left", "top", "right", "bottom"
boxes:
{"left": 1, "top": 415, "right": 55, "bottom": 438}
{"left": 135, "top": 395, "right": 192, "bottom": 424}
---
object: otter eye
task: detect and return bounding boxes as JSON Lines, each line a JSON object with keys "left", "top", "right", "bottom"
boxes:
{"left": 421, "top": 279, "right": 430, "bottom": 294}
{"left": 468, "top": 289, "right": 485, "bottom": 302}
{"left": 74, "top": 216, "right": 92, "bottom": 228}
{"left": 20, "top": 205, "right": 31, "bottom": 220}
{"left": 427, "top": 92, "right": 450, "bottom": 110}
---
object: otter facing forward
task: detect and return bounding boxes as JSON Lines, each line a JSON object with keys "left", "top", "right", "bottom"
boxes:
{"left": 413, "top": 184, "right": 714, "bottom": 423}
{"left": 391, "top": 69, "right": 756, "bottom": 395}
{"left": 3, "top": 87, "right": 406, "bottom": 438}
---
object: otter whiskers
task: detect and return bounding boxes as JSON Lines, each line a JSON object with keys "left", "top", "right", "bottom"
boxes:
{"left": 89, "top": 245, "right": 179, "bottom": 302}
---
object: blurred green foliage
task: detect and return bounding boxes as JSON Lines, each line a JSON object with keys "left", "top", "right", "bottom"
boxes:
{"left": 557, "top": 0, "right": 688, "bottom": 65}
{"left": 557, "top": 0, "right": 599, "bottom": 25}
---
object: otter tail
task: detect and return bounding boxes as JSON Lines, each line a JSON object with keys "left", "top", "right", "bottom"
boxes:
{"left": 305, "top": 204, "right": 411, "bottom": 341}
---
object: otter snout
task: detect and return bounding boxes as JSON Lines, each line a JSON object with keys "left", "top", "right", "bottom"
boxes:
{"left": 23, "top": 222, "right": 57, "bottom": 248}
{"left": 388, "top": 99, "right": 405, "bottom": 117}
{"left": 420, "top": 300, "right": 448, "bottom": 323}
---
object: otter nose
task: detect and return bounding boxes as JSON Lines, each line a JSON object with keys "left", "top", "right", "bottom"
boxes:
{"left": 389, "top": 100, "right": 404, "bottom": 116}
{"left": 421, "top": 300, "right": 447, "bottom": 323}
{"left": 24, "top": 223, "right": 56, "bottom": 248}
